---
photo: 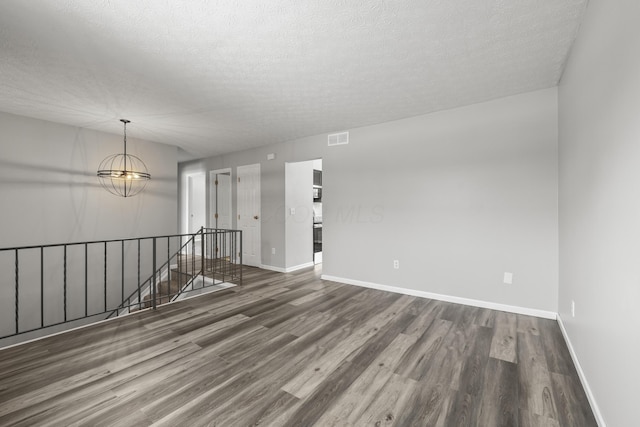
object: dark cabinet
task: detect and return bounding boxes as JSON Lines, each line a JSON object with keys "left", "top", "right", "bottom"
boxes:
{"left": 313, "top": 169, "right": 322, "bottom": 255}
{"left": 313, "top": 225, "right": 322, "bottom": 253}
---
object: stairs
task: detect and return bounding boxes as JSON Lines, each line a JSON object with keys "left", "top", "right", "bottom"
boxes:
{"left": 135, "top": 254, "right": 236, "bottom": 310}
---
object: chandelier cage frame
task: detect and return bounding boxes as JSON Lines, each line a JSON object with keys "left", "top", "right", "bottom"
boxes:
{"left": 97, "top": 119, "right": 151, "bottom": 198}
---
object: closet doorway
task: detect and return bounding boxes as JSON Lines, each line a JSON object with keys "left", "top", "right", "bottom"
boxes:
{"left": 210, "top": 169, "right": 232, "bottom": 230}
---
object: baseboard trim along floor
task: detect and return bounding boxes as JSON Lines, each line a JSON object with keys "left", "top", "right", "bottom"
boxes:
{"left": 0, "top": 265, "right": 598, "bottom": 425}
{"left": 321, "top": 274, "right": 558, "bottom": 320}
{"left": 262, "top": 262, "right": 315, "bottom": 273}
{"left": 321, "top": 273, "right": 610, "bottom": 425}
{"left": 557, "top": 314, "right": 606, "bottom": 427}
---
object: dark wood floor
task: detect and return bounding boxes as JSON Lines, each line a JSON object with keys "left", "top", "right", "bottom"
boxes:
{"left": 0, "top": 265, "right": 597, "bottom": 426}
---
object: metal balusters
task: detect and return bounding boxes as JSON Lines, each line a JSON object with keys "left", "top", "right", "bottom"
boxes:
{"left": 209, "top": 231, "right": 213, "bottom": 272}
{"left": 152, "top": 238, "right": 157, "bottom": 310}
{"left": 104, "top": 242, "right": 107, "bottom": 313}
{"left": 41, "top": 247, "right": 44, "bottom": 328}
{"left": 137, "top": 239, "right": 141, "bottom": 312}
{"left": 121, "top": 240, "right": 125, "bottom": 309}
{"left": 15, "top": 249, "right": 19, "bottom": 335}
{"left": 222, "top": 230, "right": 226, "bottom": 281}
{"left": 213, "top": 230, "right": 218, "bottom": 282}
{"left": 85, "top": 243, "right": 88, "bottom": 318}
{"left": 178, "top": 236, "right": 182, "bottom": 286}
{"left": 63, "top": 245, "right": 67, "bottom": 322}
{"left": 167, "top": 236, "right": 171, "bottom": 299}
{"left": 200, "top": 227, "right": 205, "bottom": 278}
{"left": 0, "top": 230, "right": 243, "bottom": 340}
{"left": 191, "top": 237, "right": 195, "bottom": 285}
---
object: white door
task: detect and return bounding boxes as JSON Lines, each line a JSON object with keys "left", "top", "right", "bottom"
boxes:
{"left": 237, "top": 164, "right": 261, "bottom": 267}
{"left": 187, "top": 172, "right": 206, "bottom": 255}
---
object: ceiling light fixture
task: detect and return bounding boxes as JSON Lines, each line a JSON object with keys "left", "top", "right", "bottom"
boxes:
{"left": 97, "top": 119, "right": 151, "bottom": 197}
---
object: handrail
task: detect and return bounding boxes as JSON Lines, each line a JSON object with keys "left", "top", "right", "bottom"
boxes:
{"left": 0, "top": 232, "right": 206, "bottom": 252}
{"left": 108, "top": 229, "right": 202, "bottom": 317}
{"left": 0, "top": 228, "right": 242, "bottom": 343}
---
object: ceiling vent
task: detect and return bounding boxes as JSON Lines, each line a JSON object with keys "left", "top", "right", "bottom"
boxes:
{"left": 328, "top": 132, "right": 349, "bottom": 146}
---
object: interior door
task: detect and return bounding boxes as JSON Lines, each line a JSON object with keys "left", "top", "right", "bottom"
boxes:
{"left": 237, "top": 164, "right": 261, "bottom": 267}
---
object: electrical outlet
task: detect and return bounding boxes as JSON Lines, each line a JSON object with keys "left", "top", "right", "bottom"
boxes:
{"left": 503, "top": 272, "right": 513, "bottom": 284}
{"left": 393, "top": 260, "right": 399, "bottom": 269}
{"left": 571, "top": 300, "right": 575, "bottom": 317}
{"left": 290, "top": 207, "right": 295, "bottom": 215}
{"left": 272, "top": 248, "right": 276, "bottom": 255}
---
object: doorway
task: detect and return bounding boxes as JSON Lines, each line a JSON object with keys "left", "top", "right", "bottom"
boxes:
{"left": 210, "top": 169, "right": 232, "bottom": 230}
{"left": 186, "top": 172, "right": 206, "bottom": 255}
{"left": 237, "top": 164, "right": 261, "bottom": 267}
{"left": 312, "top": 159, "right": 323, "bottom": 265}
{"left": 210, "top": 168, "right": 233, "bottom": 260}
{"left": 186, "top": 172, "right": 206, "bottom": 233}
{"left": 284, "top": 158, "right": 322, "bottom": 271}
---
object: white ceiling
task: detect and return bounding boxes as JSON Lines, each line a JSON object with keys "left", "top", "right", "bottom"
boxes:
{"left": 0, "top": 0, "right": 587, "bottom": 160}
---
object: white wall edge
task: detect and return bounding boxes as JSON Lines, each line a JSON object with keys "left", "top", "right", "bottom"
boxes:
{"left": 321, "top": 274, "right": 557, "bottom": 320}
{"left": 262, "top": 262, "right": 314, "bottom": 273}
{"left": 556, "top": 314, "right": 607, "bottom": 427}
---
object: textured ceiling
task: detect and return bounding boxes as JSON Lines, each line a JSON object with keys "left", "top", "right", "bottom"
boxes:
{"left": 0, "top": 0, "right": 587, "bottom": 160}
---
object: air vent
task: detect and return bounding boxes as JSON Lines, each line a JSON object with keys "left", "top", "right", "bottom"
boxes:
{"left": 328, "top": 131, "right": 349, "bottom": 146}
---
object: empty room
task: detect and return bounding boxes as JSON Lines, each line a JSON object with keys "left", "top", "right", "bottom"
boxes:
{"left": 0, "top": 1, "right": 637, "bottom": 426}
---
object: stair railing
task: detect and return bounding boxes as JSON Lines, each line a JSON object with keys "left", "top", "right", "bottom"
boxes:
{"left": 0, "top": 228, "right": 243, "bottom": 343}
{"left": 108, "top": 227, "right": 243, "bottom": 317}
{"left": 107, "top": 228, "right": 203, "bottom": 317}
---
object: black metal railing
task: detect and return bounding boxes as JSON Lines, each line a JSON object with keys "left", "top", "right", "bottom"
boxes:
{"left": 108, "top": 228, "right": 243, "bottom": 317}
{"left": 0, "top": 228, "right": 242, "bottom": 341}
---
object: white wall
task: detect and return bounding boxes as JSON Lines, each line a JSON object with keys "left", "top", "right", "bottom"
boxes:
{"left": 558, "top": 0, "right": 640, "bottom": 425}
{"left": 285, "top": 161, "right": 314, "bottom": 270}
{"left": 180, "top": 87, "right": 559, "bottom": 314}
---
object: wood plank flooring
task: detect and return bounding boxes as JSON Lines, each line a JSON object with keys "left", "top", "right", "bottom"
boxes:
{"left": 0, "top": 265, "right": 597, "bottom": 426}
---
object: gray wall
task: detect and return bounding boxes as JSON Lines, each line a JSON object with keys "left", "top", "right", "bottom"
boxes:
{"left": 0, "top": 112, "right": 178, "bottom": 346}
{"left": 325, "top": 88, "right": 558, "bottom": 312}
{"left": 285, "top": 161, "right": 314, "bottom": 269}
{"left": 559, "top": 0, "right": 640, "bottom": 424}
{"left": 0, "top": 111, "right": 178, "bottom": 246}
{"left": 179, "top": 139, "right": 326, "bottom": 269}
{"left": 180, "top": 87, "right": 559, "bottom": 313}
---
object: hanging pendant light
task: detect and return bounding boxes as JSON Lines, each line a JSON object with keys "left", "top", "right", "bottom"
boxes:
{"left": 97, "top": 119, "right": 151, "bottom": 197}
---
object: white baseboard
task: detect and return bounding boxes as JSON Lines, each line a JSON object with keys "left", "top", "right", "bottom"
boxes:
{"left": 556, "top": 314, "right": 606, "bottom": 427}
{"left": 285, "top": 262, "right": 315, "bottom": 273}
{"left": 320, "top": 274, "right": 557, "bottom": 320}
{"left": 262, "top": 262, "right": 315, "bottom": 273}
{"left": 261, "top": 264, "right": 286, "bottom": 273}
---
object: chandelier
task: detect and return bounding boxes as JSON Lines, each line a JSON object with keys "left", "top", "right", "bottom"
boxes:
{"left": 97, "top": 119, "right": 151, "bottom": 197}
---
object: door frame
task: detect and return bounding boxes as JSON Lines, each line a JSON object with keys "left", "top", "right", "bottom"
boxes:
{"left": 184, "top": 171, "right": 206, "bottom": 235}
{"left": 209, "top": 168, "right": 232, "bottom": 230}
{"left": 237, "top": 163, "right": 261, "bottom": 267}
